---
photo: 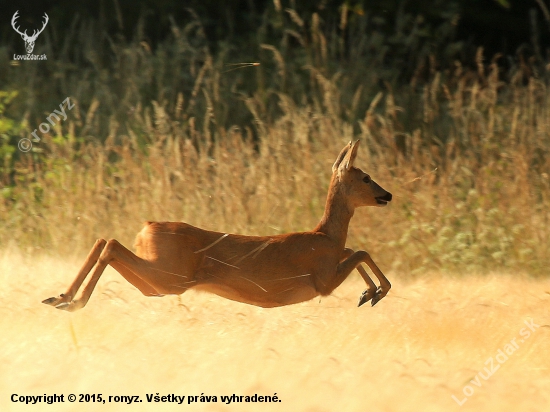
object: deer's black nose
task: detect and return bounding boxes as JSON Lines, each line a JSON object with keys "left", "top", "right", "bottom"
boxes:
{"left": 379, "top": 192, "right": 392, "bottom": 202}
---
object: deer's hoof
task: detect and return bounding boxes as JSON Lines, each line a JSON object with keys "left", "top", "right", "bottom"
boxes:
{"left": 42, "top": 294, "right": 68, "bottom": 306}
{"left": 55, "top": 300, "right": 83, "bottom": 312}
{"left": 371, "top": 287, "right": 387, "bottom": 306}
{"left": 358, "top": 289, "right": 375, "bottom": 307}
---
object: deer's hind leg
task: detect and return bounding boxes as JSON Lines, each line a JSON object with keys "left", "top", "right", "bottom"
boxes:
{"left": 42, "top": 238, "right": 107, "bottom": 307}
{"left": 44, "top": 239, "right": 196, "bottom": 312}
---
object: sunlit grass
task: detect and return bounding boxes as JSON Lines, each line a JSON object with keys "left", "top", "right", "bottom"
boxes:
{"left": 2, "top": 6, "right": 550, "bottom": 275}
{"left": 1, "top": 253, "right": 549, "bottom": 411}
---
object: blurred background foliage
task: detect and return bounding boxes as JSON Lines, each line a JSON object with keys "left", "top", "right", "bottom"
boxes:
{"left": 0, "top": 0, "right": 549, "bottom": 275}
{"left": 1, "top": 0, "right": 549, "bottom": 156}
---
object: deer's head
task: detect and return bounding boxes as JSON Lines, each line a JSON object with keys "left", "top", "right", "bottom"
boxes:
{"left": 12, "top": 11, "right": 49, "bottom": 54}
{"left": 332, "top": 140, "right": 392, "bottom": 208}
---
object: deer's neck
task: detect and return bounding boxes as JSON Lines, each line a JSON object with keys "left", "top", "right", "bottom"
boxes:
{"left": 314, "top": 177, "right": 354, "bottom": 248}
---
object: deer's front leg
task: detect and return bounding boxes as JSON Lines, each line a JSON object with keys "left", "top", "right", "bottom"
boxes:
{"left": 342, "top": 248, "right": 377, "bottom": 306}
{"left": 339, "top": 250, "right": 391, "bottom": 307}
{"left": 362, "top": 252, "right": 391, "bottom": 306}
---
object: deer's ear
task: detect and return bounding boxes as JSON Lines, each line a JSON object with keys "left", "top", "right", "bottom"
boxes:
{"left": 337, "top": 140, "right": 360, "bottom": 174}
{"left": 332, "top": 141, "right": 353, "bottom": 173}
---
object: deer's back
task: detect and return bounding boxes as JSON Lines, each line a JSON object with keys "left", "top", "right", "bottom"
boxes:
{"left": 134, "top": 221, "right": 342, "bottom": 279}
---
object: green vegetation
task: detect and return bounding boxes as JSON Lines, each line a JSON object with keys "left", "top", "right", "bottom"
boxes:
{"left": 0, "top": 5, "right": 549, "bottom": 275}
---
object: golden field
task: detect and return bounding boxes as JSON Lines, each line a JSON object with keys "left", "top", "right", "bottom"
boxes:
{"left": 1, "top": 252, "right": 549, "bottom": 412}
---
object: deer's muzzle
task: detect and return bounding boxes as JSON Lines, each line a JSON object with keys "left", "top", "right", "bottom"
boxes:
{"left": 375, "top": 192, "right": 392, "bottom": 206}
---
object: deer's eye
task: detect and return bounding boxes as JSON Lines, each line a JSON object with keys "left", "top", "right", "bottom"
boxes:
{"left": 363, "top": 176, "right": 371, "bottom": 183}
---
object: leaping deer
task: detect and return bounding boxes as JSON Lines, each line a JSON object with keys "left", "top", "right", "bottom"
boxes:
{"left": 11, "top": 11, "right": 49, "bottom": 54}
{"left": 43, "top": 140, "right": 393, "bottom": 311}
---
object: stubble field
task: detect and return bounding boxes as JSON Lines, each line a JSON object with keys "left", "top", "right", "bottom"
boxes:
{"left": 1, "top": 252, "right": 549, "bottom": 412}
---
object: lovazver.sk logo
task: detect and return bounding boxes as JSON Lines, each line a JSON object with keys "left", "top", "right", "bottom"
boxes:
{"left": 11, "top": 11, "right": 48, "bottom": 61}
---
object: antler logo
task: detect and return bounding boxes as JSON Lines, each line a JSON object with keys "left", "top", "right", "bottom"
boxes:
{"left": 11, "top": 11, "right": 49, "bottom": 54}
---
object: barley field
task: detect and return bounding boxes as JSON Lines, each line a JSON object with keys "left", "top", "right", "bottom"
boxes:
{"left": 1, "top": 252, "right": 549, "bottom": 412}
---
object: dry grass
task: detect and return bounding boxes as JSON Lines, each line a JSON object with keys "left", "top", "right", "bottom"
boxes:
{"left": 1, "top": 8, "right": 550, "bottom": 274}
{"left": 1, "top": 253, "right": 549, "bottom": 412}
{"left": 2, "top": 112, "right": 549, "bottom": 275}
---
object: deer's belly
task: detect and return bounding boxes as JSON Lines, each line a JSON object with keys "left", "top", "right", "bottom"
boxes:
{"left": 192, "top": 280, "right": 318, "bottom": 308}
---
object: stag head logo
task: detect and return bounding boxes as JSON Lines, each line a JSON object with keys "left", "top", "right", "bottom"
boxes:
{"left": 11, "top": 11, "right": 49, "bottom": 54}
